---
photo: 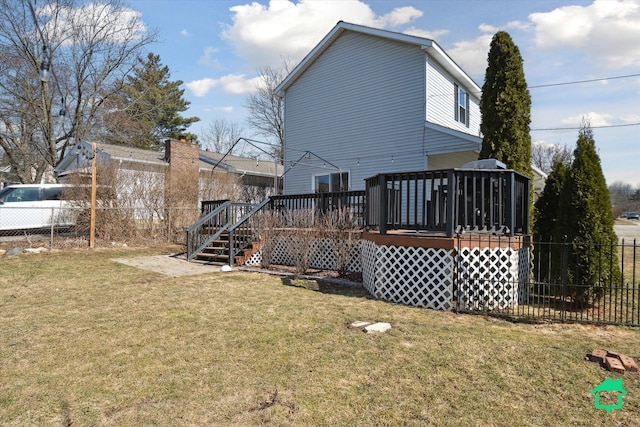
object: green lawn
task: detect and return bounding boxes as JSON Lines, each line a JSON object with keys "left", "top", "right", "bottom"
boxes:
{"left": 1, "top": 246, "right": 639, "bottom": 425}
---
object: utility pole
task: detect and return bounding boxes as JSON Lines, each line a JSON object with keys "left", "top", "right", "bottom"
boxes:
{"left": 90, "top": 142, "right": 97, "bottom": 248}
{"left": 29, "top": 1, "right": 56, "bottom": 177}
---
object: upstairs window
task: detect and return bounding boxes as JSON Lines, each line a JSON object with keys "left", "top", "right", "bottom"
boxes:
{"left": 455, "top": 84, "right": 469, "bottom": 126}
{"left": 315, "top": 172, "right": 349, "bottom": 193}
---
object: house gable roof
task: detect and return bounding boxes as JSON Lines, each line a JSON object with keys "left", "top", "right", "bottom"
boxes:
{"left": 54, "top": 141, "right": 167, "bottom": 175}
{"left": 199, "top": 151, "right": 283, "bottom": 178}
{"left": 275, "top": 21, "right": 480, "bottom": 97}
{"left": 94, "top": 142, "right": 167, "bottom": 165}
{"left": 55, "top": 141, "right": 283, "bottom": 178}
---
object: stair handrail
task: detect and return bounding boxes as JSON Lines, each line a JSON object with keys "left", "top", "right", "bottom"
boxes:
{"left": 186, "top": 201, "right": 232, "bottom": 260}
{"left": 228, "top": 197, "right": 272, "bottom": 265}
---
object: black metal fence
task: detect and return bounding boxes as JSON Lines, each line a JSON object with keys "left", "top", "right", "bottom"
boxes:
{"left": 455, "top": 236, "right": 640, "bottom": 326}
{"left": 365, "top": 168, "right": 530, "bottom": 237}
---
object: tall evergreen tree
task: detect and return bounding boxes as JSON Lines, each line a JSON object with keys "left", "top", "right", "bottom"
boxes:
{"left": 104, "top": 53, "right": 199, "bottom": 149}
{"left": 558, "top": 122, "right": 619, "bottom": 305}
{"left": 533, "top": 158, "right": 568, "bottom": 283}
{"left": 479, "top": 31, "right": 532, "bottom": 179}
{"left": 534, "top": 159, "right": 568, "bottom": 242}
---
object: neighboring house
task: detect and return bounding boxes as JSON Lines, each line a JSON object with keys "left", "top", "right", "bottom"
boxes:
{"left": 531, "top": 164, "right": 548, "bottom": 200}
{"left": 275, "top": 21, "right": 482, "bottom": 194}
{"left": 0, "top": 156, "right": 57, "bottom": 186}
{"left": 199, "top": 150, "right": 282, "bottom": 201}
{"left": 54, "top": 139, "right": 283, "bottom": 205}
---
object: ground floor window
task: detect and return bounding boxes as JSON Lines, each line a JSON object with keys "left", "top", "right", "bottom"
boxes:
{"left": 314, "top": 172, "right": 349, "bottom": 193}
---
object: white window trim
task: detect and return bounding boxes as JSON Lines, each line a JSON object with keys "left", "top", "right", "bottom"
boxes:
{"left": 312, "top": 171, "right": 350, "bottom": 193}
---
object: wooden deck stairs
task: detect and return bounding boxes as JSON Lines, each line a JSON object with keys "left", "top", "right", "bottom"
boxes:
{"left": 191, "top": 226, "right": 260, "bottom": 266}
{"left": 186, "top": 199, "right": 270, "bottom": 265}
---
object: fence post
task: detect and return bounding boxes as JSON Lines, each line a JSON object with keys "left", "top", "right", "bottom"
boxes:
{"left": 379, "top": 175, "right": 387, "bottom": 235}
{"left": 446, "top": 170, "right": 455, "bottom": 237}
{"left": 50, "top": 207, "right": 55, "bottom": 249}
{"left": 506, "top": 172, "right": 515, "bottom": 236}
{"left": 167, "top": 208, "right": 172, "bottom": 243}
{"left": 319, "top": 192, "right": 325, "bottom": 215}
{"left": 560, "top": 235, "right": 568, "bottom": 321}
{"left": 229, "top": 228, "right": 235, "bottom": 267}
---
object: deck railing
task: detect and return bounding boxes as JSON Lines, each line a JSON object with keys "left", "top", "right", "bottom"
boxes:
{"left": 365, "top": 168, "right": 530, "bottom": 237}
{"left": 186, "top": 201, "right": 256, "bottom": 260}
{"left": 201, "top": 199, "right": 230, "bottom": 216}
{"left": 269, "top": 191, "right": 367, "bottom": 226}
{"left": 189, "top": 167, "right": 530, "bottom": 260}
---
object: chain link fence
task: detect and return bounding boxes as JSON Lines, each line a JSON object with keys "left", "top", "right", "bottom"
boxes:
{"left": 0, "top": 206, "right": 200, "bottom": 249}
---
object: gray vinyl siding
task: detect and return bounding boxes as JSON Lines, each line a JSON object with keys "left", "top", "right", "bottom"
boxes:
{"left": 426, "top": 57, "right": 480, "bottom": 136}
{"left": 284, "top": 31, "right": 426, "bottom": 194}
{"left": 423, "top": 125, "right": 481, "bottom": 155}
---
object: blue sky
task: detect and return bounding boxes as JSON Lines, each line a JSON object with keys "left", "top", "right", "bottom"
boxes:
{"left": 126, "top": 0, "right": 640, "bottom": 186}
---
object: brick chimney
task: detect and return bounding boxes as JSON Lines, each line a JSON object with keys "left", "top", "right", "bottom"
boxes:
{"left": 164, "top": 138, "right": 200, "bottom": 210}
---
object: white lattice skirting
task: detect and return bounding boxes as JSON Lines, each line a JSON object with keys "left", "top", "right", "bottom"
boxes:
{"left": 455, "top": 246, "right": 529, "bottom": 310}
{"left": 245, "top": 235, "right": 529, "bottom": 312}
{"left": 244, "top": 236, "right": 362, "bottom": 272}
{"left": 362, "top": 239, "right": 529, "bottom": 311}
{"left": 362, "top": 240, "right": 455, "bottom": 311}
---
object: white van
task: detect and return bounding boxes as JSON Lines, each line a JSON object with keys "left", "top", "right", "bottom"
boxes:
{"left": 0, "top": 184, "right": 78, "bottom": 231}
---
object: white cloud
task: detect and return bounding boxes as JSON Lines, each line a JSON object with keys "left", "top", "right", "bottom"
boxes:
{"left": 221, "top": 0, "right": 423, "bottom": 68}
{"left": 39, "top": 2, "right": 147, "bottom": 44}
{"left": 186, "top": 74, "right": 262, "bottom": 97}
{"left": 220, "top": 74, "right": 262, "bottom": 94}
{"left": 529, "top": 0, "right": 640, "bottom": 69}
{"left": 621, "top": 113, "right": 640, "bottom": 123}
{"left": 181, "top": 29, "right": 191, "bottom": 37}
{"left": 198, "top": 46, "right": 221, "bottom": 67}
{"left": 187, "top": 78, "right": 218, "bottom": 97}
{"left": 478, "top": 23, "right": 499, "bottom": 33}
{"left": 403, "top": 27, "right": 448, "bottom": 40}
{"left": 560, "top": 112, "right": 614, "bottom": 127}
{"left": 215, "top": 106, "right": 234, "bottom": 113}
{"left": 447, "top": 32, "right": 494, "bottom": 79}
{"left": 506, "top": 20, "right": 531, "bottom": 32}
{"left": 372, "top": 6, "right": 423, "bottom": 27}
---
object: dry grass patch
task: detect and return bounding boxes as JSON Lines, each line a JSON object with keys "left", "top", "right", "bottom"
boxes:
{"left": 1, "top": 247, "right": 640, "bottom": 425}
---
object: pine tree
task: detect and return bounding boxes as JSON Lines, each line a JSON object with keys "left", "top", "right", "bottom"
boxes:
{"left": 558, "top": 122, "right": 619, "bottom": 305}
{"left": 105, "top": 53, "right": 199, "bottom": 149}
{"left": 533, "top": 158, "right": 568, "bottom": 283}
{"left": 479, "top": 31, "right": 532, "bottom": 179}
{"left": 534, "top": 159, "right": 568, "bottom": 241}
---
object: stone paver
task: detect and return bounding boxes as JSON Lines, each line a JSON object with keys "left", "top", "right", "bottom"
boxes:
{"left": 113, "top": 254, "right": 224, "bottom": 277}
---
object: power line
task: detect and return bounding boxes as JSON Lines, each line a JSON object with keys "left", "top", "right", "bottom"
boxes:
{"left": 427, "top": 72, "right": 640, "bottom": 100}
{"left": 532, "top": 122, "right": 640, "bottom": 132}
{"left": 529, "top": 73, "right": 640, "bottom": 89}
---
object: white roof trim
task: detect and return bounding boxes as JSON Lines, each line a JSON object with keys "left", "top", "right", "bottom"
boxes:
{"left": 531, "top": 164, "right": 548, "bottom": 180}
{"left": 276, "top": 21, "right": 481, "bottom": 96}
{"left": 425, "top": 121, "right": 482, "bottom": 144}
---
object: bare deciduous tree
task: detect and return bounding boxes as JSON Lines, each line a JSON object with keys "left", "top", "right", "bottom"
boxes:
{"left": 199, "top": 118, "right": 245, "bottom": 155}
{"left": 244, "top": 63, "right": 292, "bottom": 163}
{"left": 609, "top": 181, "right": 640, "bottom": 215}
{"left": 531, "top": 141, "right": 572, "bottom": 174}
{"left": 0, "top": 0, "right": 156, "bottom": 183}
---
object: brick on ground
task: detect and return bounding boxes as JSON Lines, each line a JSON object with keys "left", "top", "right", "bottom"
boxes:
{"left": 605, "top": 356, "right": 626, "bottom": 374}
{"left": 609, "top": 352, "right": 639, "bottom": 372}
{"left": 587, "top": 349, "right": 608, "bottom": 364}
